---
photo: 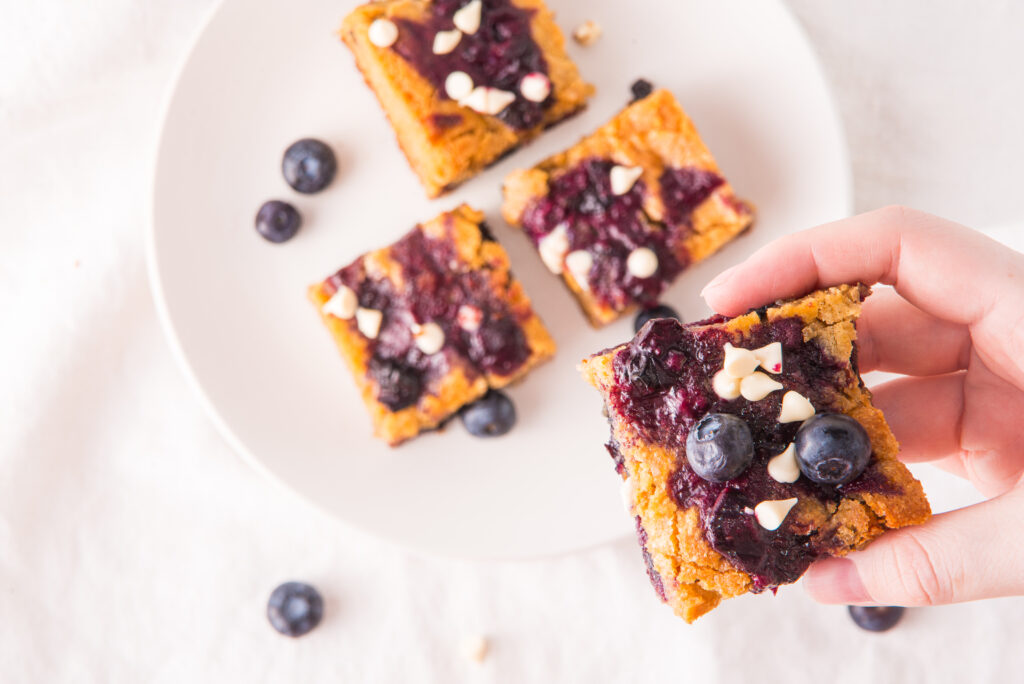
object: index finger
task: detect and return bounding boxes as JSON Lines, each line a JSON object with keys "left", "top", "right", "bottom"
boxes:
{"left": 701, "top": 206, "right": 1023, "bottom": 328}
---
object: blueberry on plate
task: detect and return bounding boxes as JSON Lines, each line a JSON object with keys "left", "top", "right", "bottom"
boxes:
{"left": 255, "top": 200, "right": 301, "bottom": 243}
{"left": 282, "top": 138, "right": 337, "bottom": 194}
{"left": 848, "top": 605, "right": 904, "bottom": 632}
{"left": 633, "top": 304, "right": 681, "bottom": 333}
{"left": 685, "top": 413, "right": 754, "bottom": 482}
{"left": 795, "top": 413, "right": 872, "bottom": 485}
{"left": 630, "top": 78, "right": 654, "bottom": 102}
{"left": 267, "top": 581, "right": 323, "bottom": 637}
{"left": 460, "top": 390, "right": 516, "bottom": 437}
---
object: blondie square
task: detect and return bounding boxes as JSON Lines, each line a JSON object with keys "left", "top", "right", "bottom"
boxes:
{"left": 502, "top": 88, "right": 754, "bottom": 327}
{"left": 580, "top": 285, "right": 931, "bottom": 621}
{"left": 309, "top": 205, "right": 555, "bottom": 445}
{"left": 341, "top": 0, "right": 593, "bottom": 197}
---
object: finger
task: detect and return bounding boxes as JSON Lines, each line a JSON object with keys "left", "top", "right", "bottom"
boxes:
{"left": 869, "top": 373, "right": 964, "bottom": 463}
{"left": 857, "top": 288, "right": 971, "bottom": 375}
{"left": 921, "top": 454, "right": 970, "bottom": 481}
{"left": 701, "top": 206, "right": 1022, "bottom": 330}
{"left": 804, "top": 489, "right": 1024, "bottom": 605}
{"left": 873, "top": 368, "right": 1024, "bottom": 496}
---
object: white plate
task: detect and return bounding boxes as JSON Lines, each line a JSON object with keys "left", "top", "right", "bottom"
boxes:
{"left": 149, "top": 0, "right": 850, "bottom": 559}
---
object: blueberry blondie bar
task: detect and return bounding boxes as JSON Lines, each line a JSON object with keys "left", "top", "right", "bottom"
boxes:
{"left": 341, "top": 0, "right": 593, "bottom": 197}
{"left": 310, "top": 205, "right": 555, "bottom": 445}
{"left": 502, "top": 88, "right": 754, "bottom": 327}
{"left": 580, "top": 284, "right": 930, "bottom": 621}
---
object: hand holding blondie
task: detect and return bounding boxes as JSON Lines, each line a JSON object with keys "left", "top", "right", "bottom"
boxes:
{"left": 703, "top": 206, "right": 1024, "bottom": 607}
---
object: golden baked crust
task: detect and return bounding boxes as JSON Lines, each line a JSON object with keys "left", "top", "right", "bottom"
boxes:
{"left": 341, "top": 0, "right": 593, "bottom": 197}
{"left": 310, "top": 205, "right": 556, "bottom": 445}
{"left": 502, "top": 89, "right": 754, "bottom": 326}
{"left": 580, "top": 285, "right": 931, "bottom": 622}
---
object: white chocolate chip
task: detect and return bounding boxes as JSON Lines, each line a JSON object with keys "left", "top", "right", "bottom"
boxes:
{"left": 754, "top": 498, "right": 798, "bottom": 530}
{"left": 538, "top": 224, "right": 569, "bottom": 274}
{"left": 740, "top": 371, "right": 784, "bottom": 401}
{"left": 519, "top": 72, "right": 551, "bottom": 102}
{"left": 460, "top": 86, "right": 516, "bottom": 115}
{"left": 712, "top": 369, "right": 741, "bottom": 400}
{"left": 778, "top": 390, "right": 815, "bottom": 423}
{"left": 432, "top": 29, "right": 462, "bottom": 54}
{"left": 753, "top": 342, "right": 783, "bottom": 374}
{"left": 610, "top": 165, "right": 643, "bottom": 195}
{"left": 572, "top": 19, "right": 602, "bottom": 46}
{"left": 368, "top": 18, "right": 399, "bottom": 47}
{"left": 355, "top": 307, "right": 383, "bottom": 339}
{"left": 458, "top": 86, "right": 487, "bottom": 112}
{"left": 626, "top": 247, "right": 659, "bottom": 278}
{"left": 483, "top": 88, "right": 517, "bottom": 114}
{"left": 564, "top": 250, "right": 593, "bottom": 290}
{"left": 767, "top": 443, "right": 800, "bottom": 483}
{"left": 722, "top": 343, "right": 760, "bottom": 379}
{"left": 444, "top": 71, "right": 474, "bottom": 100}
{"left": 457, "top": 304, "right": 482, "bottom": 332}
{"left": 453, "top": 0, "right": 482, "bottom": 34}
{"left": 460, "top": 634, "right": 488, "bottom": 663}
{"left": 322, "top": 285, "right": 357, "bottom": 320}
{"left": 413, "top": 322, "right": 445, "bottom": 355}
{"left": 620, "top": 477, "right": 634, "bottom": 514}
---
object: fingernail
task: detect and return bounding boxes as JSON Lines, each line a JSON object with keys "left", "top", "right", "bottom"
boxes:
{"left": 803, "top": 558, "right": 871, "bottom": 605}
{"left": 701, "top": 265, "right": 739, "bottom": 297}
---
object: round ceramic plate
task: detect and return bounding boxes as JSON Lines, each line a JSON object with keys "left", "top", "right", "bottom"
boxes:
{"left": 149, "top": 0, "right": 851, "bottom": 558}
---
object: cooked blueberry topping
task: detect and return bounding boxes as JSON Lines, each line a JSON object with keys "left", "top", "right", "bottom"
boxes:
{"left": 267, "top": 582, "right": 324, "bottom": 637}
{"left": 609, "top": 313, "right": 901, "bottom": 591}
{"left": 282, "top": 138, "right": 337, "bottom": 194}
{"left": 328, "top": 224, "right": 534, "bottom": 411}
{"left": 369, "top": 356, "right": 423, "bottom": 411}
{"left": 635, "top": 517, "right": 667, "bottom": 600}
{"left": 255, "top": 200, "right": 301, "bottom": 243}
{"left": 630, "top": 78, "right": 653, "bottom": 102}
{"left": 460, "top": 389, "right": 516, "bottom": 436}
{"left": 848, "top": 605, "right": 904, "bottom": 632}
{"left": 795, "top": 413, "right": 872, "bottom": 485}
{"left": 520, "top": 159, "right": 686, "bottom": 311}
{"left": 686, "top": 413, "right": 754, "bottom": 482}
{"left": 634, "top": 304, "right": 681, "bottom": 333}
{"left": 429, "top": 112, "right": 464, "bottom": 131}
{"left": 619, "top": 322, "right": 689, "bottom": 393}
{"left": 520, "top": 157, "right": 728, "bottom": 313}
{"left": 392, "top": 0, "right": 553, "bottom": 130}
{"left": 706, "top": 489, "right": 815, "bottom": 584}
{"left": 659, "top": 167, "right": 723, "bottom": 228}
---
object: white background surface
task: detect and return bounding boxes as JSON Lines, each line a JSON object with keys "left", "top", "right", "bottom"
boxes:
{"left": 2, "top": 1, "right": 1024, "bottom": 682}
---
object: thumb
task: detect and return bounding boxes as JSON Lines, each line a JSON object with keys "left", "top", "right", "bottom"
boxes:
{"left": 804, "top": 489, "right": 1024, "bottom": 606}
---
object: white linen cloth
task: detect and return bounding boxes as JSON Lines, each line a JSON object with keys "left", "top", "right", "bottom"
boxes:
{"left": 2, "top": 1, "right": 1024, "bottom": 681}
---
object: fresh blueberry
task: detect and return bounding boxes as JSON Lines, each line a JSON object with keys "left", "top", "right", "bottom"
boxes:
{"left": 633, "top": 304, "right": 681, "bottom": 333}
{"left": 267, "top": 581, "right": 323, "bottom": 637}
{"left": 795, "top": 413, "right": 872, "bottom": 485}
{"left": 282, "top": 138, "right": 337, "bottom": 194}
{"left": 685, "top": 413, "right": 754, "bottom": 482}
{"left": 630, "top": 79, "right": 654, "bottom": 102}
{"left": 460, "top": 390, "right": 516, "bottom": 437}
{"left": 255, "top": 200, "right": 301, "bottom": 243}
{"left": 848, "top": 605, "right": 904, "bottom": 632}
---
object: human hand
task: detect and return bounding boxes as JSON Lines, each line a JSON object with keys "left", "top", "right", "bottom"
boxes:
{"left": 701, "top": 206, "right": 1024, "bottom": 607}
